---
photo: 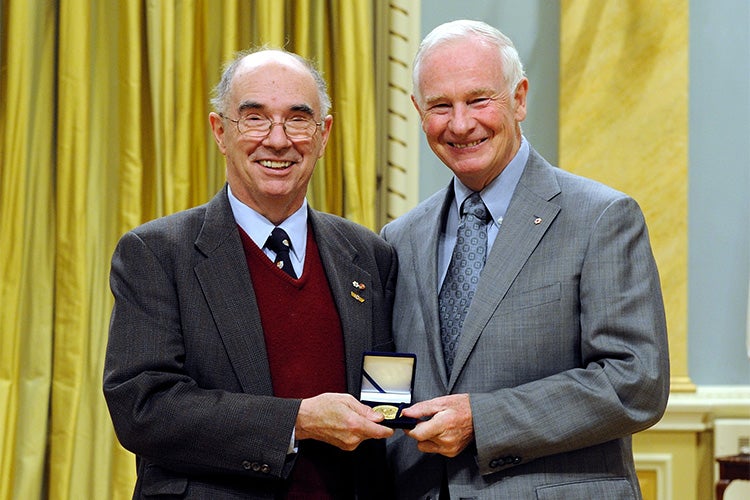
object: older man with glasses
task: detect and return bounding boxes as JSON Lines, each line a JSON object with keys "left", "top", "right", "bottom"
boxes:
{"left": 103, "top": 48, "right": 396, "bottom": 499}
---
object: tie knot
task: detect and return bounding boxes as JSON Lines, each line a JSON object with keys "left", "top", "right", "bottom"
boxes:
{"left": 266, "top": 227, "right": 292, "bottom": 254}
{"left": 461, "top": 192, "right": 490, "bottom": 223}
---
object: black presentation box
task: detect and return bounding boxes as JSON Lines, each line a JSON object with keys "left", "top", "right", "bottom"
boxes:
{"left": 359, "top": 351, "right": 417, "bottom": 429}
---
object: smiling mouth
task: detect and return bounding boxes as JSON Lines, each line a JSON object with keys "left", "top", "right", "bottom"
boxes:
{"left": 450, "top": 138, "right": 486, "bottom": 149}
{"left": 259, "top": 160, "right": 293, "bottom": 169}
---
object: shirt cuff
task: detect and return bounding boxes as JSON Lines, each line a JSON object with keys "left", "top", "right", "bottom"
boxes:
{"left": 288, "top": 428, "right": 298, "bottom": 454}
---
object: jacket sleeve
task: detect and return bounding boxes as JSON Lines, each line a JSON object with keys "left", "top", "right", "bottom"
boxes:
{"left": 471, "top": 195, "right": 669, "bottom": 474}
{"left": 103, "top": 228, "right": 298, "bottom": 481}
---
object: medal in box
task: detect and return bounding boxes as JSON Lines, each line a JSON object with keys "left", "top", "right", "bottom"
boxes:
{"left": 359, "top": 352, "right": 417, "bottom": 429}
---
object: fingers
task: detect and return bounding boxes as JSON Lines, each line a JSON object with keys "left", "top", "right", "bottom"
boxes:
{"left": 401, "top": 394, "right": 474, "bottom": 458}
{"left": 400, "top": 399, "right": 439, "bottom": 419}
{"left": 296, "top": 393, "right": 394, "bottom": 450}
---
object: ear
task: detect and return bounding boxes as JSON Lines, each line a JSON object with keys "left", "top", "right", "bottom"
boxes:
{"left": 513, "top": 78, "right": 529, "bottom": 122}
{"left": 411, "top": 94, "right": 425, "bottom": 120}
{"left": 317, "top": 114, "right": 334, "bottom": 158}
{"left": 209, "top": 112, "right": 227, "bottom": 154}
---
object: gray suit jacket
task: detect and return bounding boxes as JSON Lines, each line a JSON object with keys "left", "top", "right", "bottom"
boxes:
{"left": 103, "top": 186, "right": 397, "bottom": 499}
{"left": 381, "top": 148, "right": 669, "bottom": 499}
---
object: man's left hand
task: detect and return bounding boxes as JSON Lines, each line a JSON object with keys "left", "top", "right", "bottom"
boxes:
{"left": 400, "top": 393, "right": 473, "bottom": 457}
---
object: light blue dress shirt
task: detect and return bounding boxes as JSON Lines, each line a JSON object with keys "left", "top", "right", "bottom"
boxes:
{"left": 437, "top": 136, "right": 529, "bottom": 290}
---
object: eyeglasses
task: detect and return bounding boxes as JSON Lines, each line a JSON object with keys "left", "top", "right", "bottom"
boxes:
{"left": 221, "top": 113, "right": 322, "bottom": 140}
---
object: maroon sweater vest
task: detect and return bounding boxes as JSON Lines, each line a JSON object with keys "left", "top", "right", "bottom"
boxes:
{"left": 239, "top": 227, "right": 353, "bottom": 498}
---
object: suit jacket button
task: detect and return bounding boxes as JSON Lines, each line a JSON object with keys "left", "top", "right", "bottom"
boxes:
{"left": 489, "top": 459, "right": 499, "bottom": 468}
{"left": 513, "top": 456, "right": 522, "bottom": 464}
{"left": 242, "top": 460, "right": 253, "bottom": 470}
{"left": 260, "top": 464, "right": 271, "bottom": 474}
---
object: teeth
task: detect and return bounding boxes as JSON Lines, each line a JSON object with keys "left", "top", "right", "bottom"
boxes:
{"left": 453, "top": 139, "right": 483, "bottom": 149}
{"left": 260, "top": 160, "right": 292, "bottom": 169}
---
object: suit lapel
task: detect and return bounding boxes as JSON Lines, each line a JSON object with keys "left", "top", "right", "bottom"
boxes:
{"left": 449, "top": 151, "right": 562, "bottom": 389}
{"left": 193, "top": 188, "right": 274, "bottom": 395}
{"left": 407, "top": 189, "right": 453, "bottom": 388}
{"left": 309, "top": 210, "right": 372, "bottom": 393}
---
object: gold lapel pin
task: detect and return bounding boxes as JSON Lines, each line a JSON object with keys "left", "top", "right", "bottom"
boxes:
{"left": 350, "top": 291, "right": 365, "bottom": 303}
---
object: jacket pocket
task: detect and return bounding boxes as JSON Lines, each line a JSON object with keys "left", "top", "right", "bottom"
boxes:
{"left": 536, "top": 477, "right": 636, "bottom": 500}
{"left": 509, "top": 282, "right": 561, "bottom": 311}
{"left": 141, "top": 464, "right": 188, "bottom": 497}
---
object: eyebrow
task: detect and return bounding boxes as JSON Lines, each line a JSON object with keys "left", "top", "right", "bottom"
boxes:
{"left": 423, "top": 88, "right": 498, "bottom": 105}
{"left": 237, "top": 100, "right": 315, "bottom": 116}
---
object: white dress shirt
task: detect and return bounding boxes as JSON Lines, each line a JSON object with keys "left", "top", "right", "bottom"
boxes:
{"left": 227, "top": 185, "right": 308, "bottom": 278}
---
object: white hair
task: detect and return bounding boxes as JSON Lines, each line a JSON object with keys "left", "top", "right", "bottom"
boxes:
{"left": 412, "top": 20, "right": 526, "bottom": 104}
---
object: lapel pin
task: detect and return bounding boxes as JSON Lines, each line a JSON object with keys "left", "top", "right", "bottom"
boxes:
{"left": 350, "top": 291, "right": 365, "bottom": 303}
{"left": 352, "top": 280, "right": 366, "bottom": 290}
{"left": 534, "top": 217, "right": 542, "bottom": 225}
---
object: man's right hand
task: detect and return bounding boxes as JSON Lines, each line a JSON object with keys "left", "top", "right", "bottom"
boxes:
{"left": 295, "top": 393, "right": 394, "bottom": 450}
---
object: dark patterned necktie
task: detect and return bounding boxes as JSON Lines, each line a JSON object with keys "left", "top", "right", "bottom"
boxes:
{"left": 439, "top": 192, "right": 491, "bottom": 375}
{"left": 265, "top": 227, "right": 297, "bottom": 278}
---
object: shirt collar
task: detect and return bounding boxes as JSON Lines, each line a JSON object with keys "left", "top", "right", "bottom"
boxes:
{"left": 226, "top": 185, "right": 308, "bottom": 262}
{"left": 452, "top": 136, "right": 529, "bottom": 227}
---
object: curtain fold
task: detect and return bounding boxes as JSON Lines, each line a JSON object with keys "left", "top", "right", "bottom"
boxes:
{"left": 52, "top": 0, "right": 118, "bottom": 496}
{"left": 0, "top": 1, "right": 57, "bottom": 498}
{"left": 0, "top": 1, "right": 378, "bottom": 498}
{"left": 330, "top": 0, "right": 377, "bottom": 227}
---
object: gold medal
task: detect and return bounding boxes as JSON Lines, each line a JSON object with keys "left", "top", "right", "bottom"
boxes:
{"left": 372, "top": 404, "right": 399, "bottom": 420}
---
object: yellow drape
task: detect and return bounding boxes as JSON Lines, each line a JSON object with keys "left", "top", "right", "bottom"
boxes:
{"left": 0, "top": 1, "right": 377, "bottom": 498}
{"left": 0, "top": 1, "right": 57, "bottom": 498}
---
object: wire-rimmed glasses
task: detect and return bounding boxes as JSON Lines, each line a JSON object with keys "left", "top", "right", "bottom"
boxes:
{"left": 221, "top": 113, "right": 322, "bottom": 140}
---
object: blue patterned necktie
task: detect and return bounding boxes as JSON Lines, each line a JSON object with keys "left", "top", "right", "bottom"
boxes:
{"left": 265, "top": 227, "right": 297, "bottom": 278}
{"left": 439, "top": 192, "right": 491, "bottom": 375}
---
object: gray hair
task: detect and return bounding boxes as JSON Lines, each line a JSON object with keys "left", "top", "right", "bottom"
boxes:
{"left": 210, "top": 47, "right": 332, "bottom": 117}
{"left": 412, "top": 20, "right": 526, "bottom": 104}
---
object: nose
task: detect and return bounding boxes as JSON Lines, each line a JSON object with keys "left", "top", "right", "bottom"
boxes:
{"left": 447, "top": 104, "right": 475, "bottom": 135}
{"left": 262, "top": 122, "right": 292, "bottom": 148}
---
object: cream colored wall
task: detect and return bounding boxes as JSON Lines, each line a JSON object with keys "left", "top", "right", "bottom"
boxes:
{"left": 633, "top": 430, "right": 713, "bottom": 500}
{"left": 376, "top": 0, "right": 421, "bottom": 226}
{"left": 634, "top": 387, "right": 750, "bottom": 500}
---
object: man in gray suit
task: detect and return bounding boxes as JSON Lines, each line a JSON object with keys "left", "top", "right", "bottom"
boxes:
{"left": 103, "top": 48, "right": 396, "bottom": 498}
{"left": 381, "top": 20, "right": 669, "bottom": 499}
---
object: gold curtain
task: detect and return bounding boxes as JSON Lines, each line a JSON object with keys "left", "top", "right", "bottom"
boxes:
{"left": 0, "top": 1, "right": 377, "bottom": 498}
